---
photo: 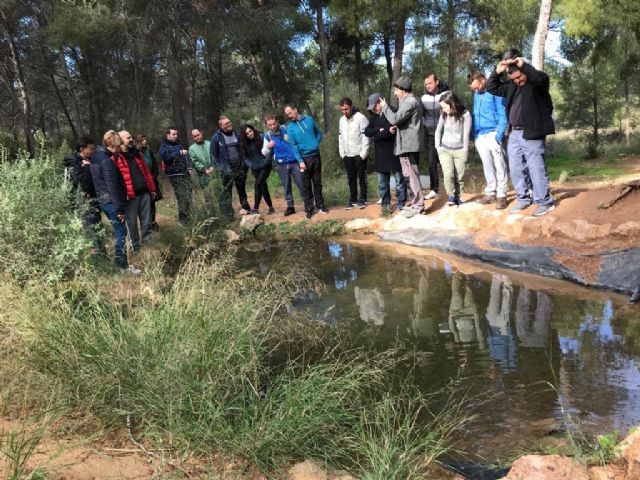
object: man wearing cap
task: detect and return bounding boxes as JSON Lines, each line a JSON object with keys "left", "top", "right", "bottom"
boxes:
{"left": 338, "top": 97, "right": 371, "bottom": 209}
{"left": 364, "top": 93, "right": 406, "bottom": 216}
{"left": 380, "top": 76, "right": 425, "bottom": 211}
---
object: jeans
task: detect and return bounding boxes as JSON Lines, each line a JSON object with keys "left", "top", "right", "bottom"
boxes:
{"left": 399, "top": 153, "right": 423, "bottom": 207}
{"left": 276, "top": 162, "right": 305, "bottom": 208}
{"left": 475, "top": 131, "right": 508, "bottom": 198}
{"left": 99, "top": 201, "right": 128, "bottom": 269}
{"left": 301, "top": 154, "right": 325, "bottom": 212}
{"left": 507, "top": 129, "right": 552, "bottom": 206}
{"left": 343, "top": 155, "right": 367, "bottom": 203}
{"left": 425, "top": 134, "right": 440, "bottom": 193}
{"left": 377, "top": 171, "right": 406, "bottom": 208}
{"left": 169, "top": 175, "right": 193, "bottom": 224}
{"left": 125, "top": 192, "right": 152, "bottom": 251}
{"left": 252, "top": 163, "right": 273, "bottom": 209}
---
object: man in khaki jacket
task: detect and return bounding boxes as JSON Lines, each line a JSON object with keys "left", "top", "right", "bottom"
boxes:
{"left": 380, "top": 77, "right": 425, "bottom": 211}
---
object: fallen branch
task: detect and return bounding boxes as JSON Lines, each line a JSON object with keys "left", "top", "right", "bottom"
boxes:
{"left": 600, "top": 180, "right": 640, "bottom": 209}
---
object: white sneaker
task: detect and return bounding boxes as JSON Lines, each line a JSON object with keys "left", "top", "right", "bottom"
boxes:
{"left": 425, "top": 190, "right": 438, "bottom": 200}
{"left": 122, "top": 265, "right": 142, "bottom": 275}
{"left": 376, "top": 198, "right": 382, "bottom": 205}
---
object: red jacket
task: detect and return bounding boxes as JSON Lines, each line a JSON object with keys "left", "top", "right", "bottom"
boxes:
{"left": 112, "top": 151, "right": 157, "bottom": 200}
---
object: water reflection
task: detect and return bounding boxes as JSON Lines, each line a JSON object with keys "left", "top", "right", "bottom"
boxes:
{"left": 238, "top": 240, "right": 640, "bottom": 460}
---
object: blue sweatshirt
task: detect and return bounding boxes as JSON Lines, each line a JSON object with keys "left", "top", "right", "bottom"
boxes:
{"left": 472, "top": 90, "right": 507, "bottom": 143}
{"left": 286, "top": 115, "right": 323, "bottom": 161}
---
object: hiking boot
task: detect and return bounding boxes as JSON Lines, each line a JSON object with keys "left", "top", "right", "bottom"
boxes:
{"left": 358, "top": 201, "right": 366, "bottom": 209}
{"left": 496, "top": 197, "right": 508, "bottom": 210}
{"left": 250, "top": 208, "right": 260, "bottom": 215}
{"left": 477, "top": 194, "right": 496, "bottom": 205}
{"left": 456, "top": 197, "right": 465, "bottom": 206}
{"left": 267, "top": 207, "right": 276, "bottom": 215}
{"left": 305, "top": 210, "right": 314, "bottom": 219}
{"left": 284, "top": 206, "right": 295, "bottom": 216}
{"left": 344, "top": 202, "right": 356, "bottom": 210}
{"left": 447, "top": 195, "right": 457, "bottom": 206}
{"left": 532, "top": 204, "right": 556, "bottom": 217}
{"left": 319, "top": 207, "right": 329, "bottom": 214}
{"left": 425, "top": 190, "right": 439, "bottom": 200}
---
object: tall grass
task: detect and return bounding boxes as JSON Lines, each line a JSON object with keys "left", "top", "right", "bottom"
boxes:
{"left": 8, "top": 245, "right": 469, "bottom": 476}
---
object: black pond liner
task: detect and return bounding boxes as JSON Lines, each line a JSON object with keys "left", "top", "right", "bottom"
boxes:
{"left": 435, "top": 459, "right": 511, "bottom": 480}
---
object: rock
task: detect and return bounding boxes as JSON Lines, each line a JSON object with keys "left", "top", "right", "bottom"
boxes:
{"left": 550, "top": 220, "right": 577, "bottom": 239}
{"left": 611, "top": 221, "right": 640, "bottom": 238}
{"left": 240, "top": 214, "right": 263, "bottom": 233}
{"left": 615, "top": 429, "right": 640, "bottom": 460}
{"left": 624, "top": 431, "right": 640, "bottom": 479}
{"left": 500, "top": 454, "right": 589, "bottom": 480}
{"left": 288, "top": 460, "right": 329, "bottom": 480}
{"left": 383, "top": 214, "right": 410, "bottom": 231}
{"left": 345, "top": 218, "right": 376, "bottom": 231}
{"left": 224, "top": 229, "right": 240, "bottom": 243}
{"left": 589, "top": 465, "right": 627, "bottom": 480}
{"left": 238, "top": 208, "right": 249, "bottom": 215}
{"left": 572, "top": 219, "right": 612, "bottom": 241}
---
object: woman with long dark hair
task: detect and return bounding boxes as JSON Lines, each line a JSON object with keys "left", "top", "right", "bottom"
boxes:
{"left": 239, "top": 124, "right": 274, "bottom": 215}
{"left": 435, "top": 92, "right": 472, "bottom": 206}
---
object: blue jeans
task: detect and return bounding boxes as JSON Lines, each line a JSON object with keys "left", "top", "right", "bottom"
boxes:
{"left": 100, "top": 202, "right": 128, "bottom": 269}
{"left": 276, "top": 162, "right": 305, "bottom": 208}
{"left": 507, "top": 129, "right": 553, "bottom": 206}
{"left": 377, "top": 171, "right": 406, "bottom": 208}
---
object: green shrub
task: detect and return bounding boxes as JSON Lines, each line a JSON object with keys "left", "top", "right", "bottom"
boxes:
{"left": 0, "top": 146, "right": 89, "bottom": 282}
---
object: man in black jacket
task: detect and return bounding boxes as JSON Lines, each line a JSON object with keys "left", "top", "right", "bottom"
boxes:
{"left": 486, "top": 53, "right": 555, "bottom": 217}
{"left": 63, "top": 137, "right": 103, "bottom": 252}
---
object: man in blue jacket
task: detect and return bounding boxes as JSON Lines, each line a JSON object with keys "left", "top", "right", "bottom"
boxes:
{"left": 284, "top": 104, "right": 328, "bottom": 219}
{"left": 210, "top": 115, "right": 251, "bottom": 221}
{"left": 262, "top": 114, "right": 306, "bottom": 216}
{"left": 468, "top": 71, "right": 508, "bottom": 210}
{"left": 159, "top": 127, "right": 193, "bottom": 226}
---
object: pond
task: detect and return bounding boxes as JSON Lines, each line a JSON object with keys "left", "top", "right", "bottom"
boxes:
{"left": 238, "top": 238, "right": 640, "bottom": 463}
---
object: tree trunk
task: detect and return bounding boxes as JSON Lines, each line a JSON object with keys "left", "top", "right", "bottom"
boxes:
{"left": 532, "top": 0, "right": 553, "bottom": 70}
{"left": 392, "top": 16, "right": 406, "bottom": 83}
{"left": 623, "top": 42, "right": 631, "bottom": 147}
{"left": 6, "top": 32, "right": 35, "bottom": 154}
{"left": 354, "top": 35, "right": 364, "bottom": 100}
{"left": 592, "top": 62, "right": 599, "bottom": 150}
{"left": 446, "top": 0, "right": 456, "bottom": 87}
{"left": 249, "top": 50, "right": 277, "bottom": 111}
{"left": 58, "top": 47, "right": 85, "bottom": 136}
{"left": 383, "top": 30, "right": 393, "bottom": 91}
{"left": 316, "top": 4, "right": 330, "bottom": 132}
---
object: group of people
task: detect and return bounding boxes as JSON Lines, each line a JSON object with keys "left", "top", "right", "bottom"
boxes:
{"left": 64, "top": 48, "right": 556, "bottom": 272}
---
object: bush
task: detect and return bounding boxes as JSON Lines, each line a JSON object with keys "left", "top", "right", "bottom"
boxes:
{"left": 0, "top": 146, "right": 89, "bottom": 282}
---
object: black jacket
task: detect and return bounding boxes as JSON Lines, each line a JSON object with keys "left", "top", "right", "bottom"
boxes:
{"left": 90, "top": 146, "right": 127, "bottom": 214}
{"left": 364, "top": 112, "right": 401, "bottom": 174}
{"left": 64, "top": 151, "right": 96, "bottom": 199}
{"left": 485, "top": 62, "right": 555, "bottom": 140}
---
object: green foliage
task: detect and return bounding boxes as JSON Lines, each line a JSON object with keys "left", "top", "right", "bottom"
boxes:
{"left": 0, "top": 146, "right": 90, "bottom": 283}
{"left": 0, "top": 417, "right": 47, "bottom": 480}
{"left": 16, "top": 247, "right": 466, "bottom": 475}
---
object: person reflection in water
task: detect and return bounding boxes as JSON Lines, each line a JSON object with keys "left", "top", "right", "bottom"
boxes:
{"left": 448, "top": 273, "right": 484, "bottom": 348}
{"left": 515, "top": 288, "right": 553, "bottom": 348}
{"left": 354, "top": 286, "right": 386, "bottom": 325}
{"left": 485, "top": 274, "right": 517, "bottom": 371}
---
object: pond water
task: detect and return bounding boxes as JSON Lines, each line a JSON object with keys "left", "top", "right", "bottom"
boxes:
{"left": 239, "top": 239, "right": 640, "bottom": 463}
